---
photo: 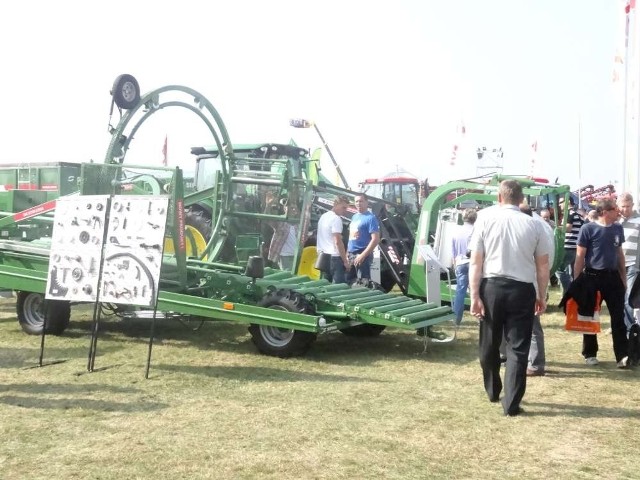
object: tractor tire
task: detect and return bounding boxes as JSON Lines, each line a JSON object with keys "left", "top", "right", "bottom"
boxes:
{"left": 184, "top": 206, "right": 212, "bottom": 240}
{"left": 111, "top": 74, "right": 141, "bottom": 110}
{"left": 16, "top": 291, "right": 70, "bottom": 335}
{"left": 380, "top": 269, "right": 397, "bottom": 293}
{"left": 249, "top": 289, "right": 317, "bottom": 357}
{"left": 339, "top": 279, "right": 387, "bottom": 337}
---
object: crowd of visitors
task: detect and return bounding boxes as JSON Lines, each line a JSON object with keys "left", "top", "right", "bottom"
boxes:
{"left": 270, "top": 180, "right": 638, "bottom": 418}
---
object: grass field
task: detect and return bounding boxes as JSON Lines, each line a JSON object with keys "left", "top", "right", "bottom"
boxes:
{"left": 0, "top": 287, "right": 639, "bottom": 479}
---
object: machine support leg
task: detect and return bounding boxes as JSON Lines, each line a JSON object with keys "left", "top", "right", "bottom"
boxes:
{"left": 145, "top": 307, "right": 159, "bottom": 379}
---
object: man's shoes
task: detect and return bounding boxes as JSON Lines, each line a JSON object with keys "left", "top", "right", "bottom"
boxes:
{"left": 585, "top": 357, "right": 599, "bottom": 366}
{"left": 526, "top": 368, "right": 545, "bottom": 377}
{"left": 504, "top": 406, "right": 525, "bottom": 417}
{"left": 617, "top": 356, "right": 629, "bottom": 369}
{"left": 488, "top": 395, "right": 500, "bottom": 403}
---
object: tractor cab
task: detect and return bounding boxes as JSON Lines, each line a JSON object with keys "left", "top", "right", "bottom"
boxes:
{"left": 359, "top": 176, "right": 422, "bottom": 214}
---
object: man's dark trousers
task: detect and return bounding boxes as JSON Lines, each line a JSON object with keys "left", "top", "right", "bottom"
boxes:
{"left": 581, "top": 269, "right": 628, "bottom": 362}
{"left": 479, "top": 277, "right": 536, "bottom": 415}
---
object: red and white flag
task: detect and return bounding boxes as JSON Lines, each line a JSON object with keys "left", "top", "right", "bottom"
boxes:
{"left": 449, "top": 120, "right": 466, "bottom": 166}
{"left": 530, "top": 140, "right": 538, "bottom": 176}
{"left": 626, "top": 0, "right": 636, "bottom": 15}
{"left": 162, "top": 135, "right": 168, "bottom": 166}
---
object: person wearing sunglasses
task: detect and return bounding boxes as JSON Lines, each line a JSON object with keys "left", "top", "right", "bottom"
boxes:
{"left": 573, "top": 198, "right": 629, "bottom": 368}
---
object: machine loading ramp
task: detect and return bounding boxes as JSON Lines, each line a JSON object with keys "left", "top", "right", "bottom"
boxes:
{"left": 258, "top": 269, "right": 454, "bottom": 330}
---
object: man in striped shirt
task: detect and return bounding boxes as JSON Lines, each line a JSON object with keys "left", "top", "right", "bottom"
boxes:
{"left": 556, "top": 197, "right": 584, "bottom": 295}
{"left": 617, "top": 192, "right": 640, "bottom": 330}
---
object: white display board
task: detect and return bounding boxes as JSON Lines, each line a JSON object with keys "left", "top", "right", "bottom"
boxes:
{"left": 101, "top": 196, "right": 168, "bottom": 306}
{"left": 45, "top": 195, "right": 169, "bottom": 307}
{"left": 46, "top": 195, "right": 110, "bottom": 302}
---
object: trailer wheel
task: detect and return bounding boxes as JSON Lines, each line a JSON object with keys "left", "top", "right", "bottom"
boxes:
{"left": 111, "top": 74, "right": 141, "bottom": 110}
{"left": 16, "top": 291, "right": 70, "bottom": 335}
{"left": 339, "top": 279, "right": 387, "bottom": 337}
{"left": 249, "top": 290, "right": 317, "bottom": 357}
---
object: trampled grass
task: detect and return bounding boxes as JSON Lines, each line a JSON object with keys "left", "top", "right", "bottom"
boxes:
{"left": 0, "top": 288, "right": 638, "bottom": 479}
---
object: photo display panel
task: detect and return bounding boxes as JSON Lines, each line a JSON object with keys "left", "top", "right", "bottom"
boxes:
{"left": 46, "top": 195, "right": 110, "bottom": 302}
{"left": 46, "top": 195, "right": 169, "bottom": 307}
{"left": 101, "top": 196, "right": 169, "bottom": 307}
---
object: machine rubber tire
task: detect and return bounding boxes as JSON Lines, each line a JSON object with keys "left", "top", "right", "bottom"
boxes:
{"left": 16, "top": 291, "right": 70, "bottom": 335}
{"left": 339, "top": 279, "right": 387, "bottom": 337}
{"left": 249, "top": 289, "right": 317, "bottom": 357}
{"left": 380, "top": 269, "right": 397, "bottom": 293}
{"left": 185, "top": 206, "right": 212, "bottom": 240}
{"left": 111, "top": 74, "right": 141, "bottom": 110}
{"left": 303, "top": 235, "right": 317, "bottom": 248}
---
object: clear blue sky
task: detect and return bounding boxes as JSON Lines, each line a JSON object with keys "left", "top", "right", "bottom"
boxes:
{"left": 0, "top": 1, "right": 624, "bottom": 190}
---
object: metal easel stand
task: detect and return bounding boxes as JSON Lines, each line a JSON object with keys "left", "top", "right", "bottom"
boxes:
{"left": 144, "top": 203, "right": 169, "bottom": 380}
{"left": 86, "top": 201, "right": 111, "bottom": 373}
{"left": 87, "top": 295, "right": 104, "bottom": 372}
{"left": 144, "top": 305, "right": 161, "bottom": 379}
{"left": 24, "top": 305, "right": 67, "bottom": 370}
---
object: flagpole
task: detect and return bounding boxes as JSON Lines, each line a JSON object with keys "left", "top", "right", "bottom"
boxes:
{"left": 162, "top": 134, "right": 168, "bottom": 167}
{"left": 577, "top": 116, "right": 582, "bottom": 207}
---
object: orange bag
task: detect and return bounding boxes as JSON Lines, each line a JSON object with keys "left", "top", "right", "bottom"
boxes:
{"left": 564, "top": 292, "right": 602, "bottom": 334}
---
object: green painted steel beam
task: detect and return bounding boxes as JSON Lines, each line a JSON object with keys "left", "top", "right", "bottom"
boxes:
{"left": 373, "top": 299, "right": 424, "bottom": 313}
{"left": 325, "top": 290, "right": 382, "bottom": 303}
{"left": 314, "top": 286, "right": 370, "bottom": 298}
{"left": 0, "top": 264, "right": 47, "bottom": 293}
{"left": 290, "top": 280, "right": 332, "bottom": 293}
{"left": 383, "top": 304, "right": 431, "bottom": 317}
{"left": 340, "top": 292, "right": 393, "bottom": 306}
{"left": 261, "top": 271, "right": 296, "bottom": 281}
{"left": 400, "top": 306, "right": 452, "bottom": 323}
{"left": 353, "top": 295, "right": 410, "bottom": 310}
{"left": 157, "top": 291, "right": 320, "bottom": 332}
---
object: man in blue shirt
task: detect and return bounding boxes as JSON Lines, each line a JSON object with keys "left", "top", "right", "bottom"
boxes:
{"left": 573, "top": 198, "right": 629, "bottom": 368}
{"left": 347, "top": 194, "right": 380, "bottom": 283}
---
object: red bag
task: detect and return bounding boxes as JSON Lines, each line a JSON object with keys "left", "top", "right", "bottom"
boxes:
{"left": 565, "top": 292, "right": 601, "bottom": 334}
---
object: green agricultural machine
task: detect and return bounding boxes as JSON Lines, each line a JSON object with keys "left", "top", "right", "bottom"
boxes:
{"left": 409, "top": 176, "right": 571, "bottom": 304}
{"left": 0, "top": 75, "right": 459, "bottom": 357}
{"left": 0, "top": 75, "right": 571, "bottom": 357}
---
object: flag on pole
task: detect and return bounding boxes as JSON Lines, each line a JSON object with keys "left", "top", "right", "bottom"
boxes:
{"left": 162, "top": 135, "right": 168, "bottom": 166}
{"left": 449, "top": 120, "right": 466, "bottom": 166}
{"left": 530, "top": 140, "right": 538, "bottom": 176}
{"left": 626, "top": 0, "right": 636, "bottom": 16}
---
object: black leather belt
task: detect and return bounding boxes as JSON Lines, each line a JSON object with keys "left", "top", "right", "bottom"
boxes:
{"left": 585, "top": 268, "right": 617, "bottom": 276}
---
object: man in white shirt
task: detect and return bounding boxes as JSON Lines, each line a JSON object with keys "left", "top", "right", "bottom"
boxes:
{"left": 317, "top": 195, "right": 350, "bottom": 283}
{"left": 469, "top": 180, "right": 550, "bottom": 417}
